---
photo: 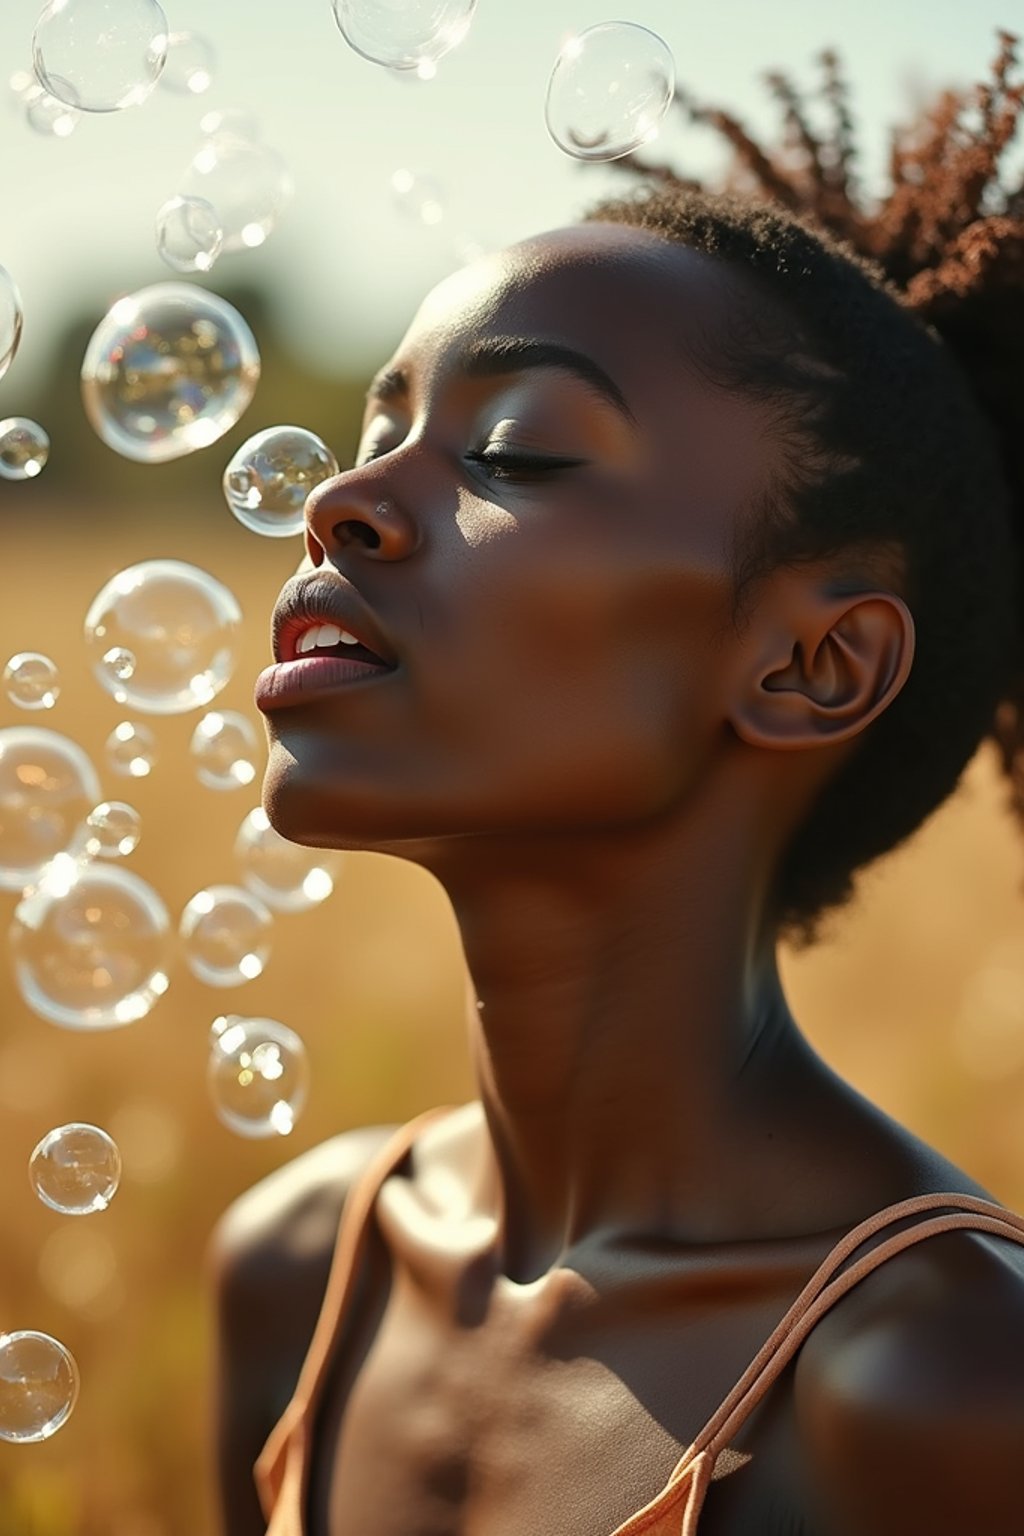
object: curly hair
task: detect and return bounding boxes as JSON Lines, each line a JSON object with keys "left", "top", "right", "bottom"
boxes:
{"left": 582, "top": 31, "right": 1024, "bottom": 949}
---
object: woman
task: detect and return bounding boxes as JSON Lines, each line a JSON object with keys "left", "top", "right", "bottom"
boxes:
{"left": 211, "top": 36, "right": 1024, "bottom": 1536}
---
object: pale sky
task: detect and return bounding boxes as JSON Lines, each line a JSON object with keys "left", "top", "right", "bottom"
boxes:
{"left": 1, "top": 0, "right": 1021, "bottom": 396}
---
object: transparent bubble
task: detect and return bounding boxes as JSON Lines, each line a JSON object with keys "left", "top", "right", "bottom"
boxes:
{"left": 85, "top": 560, "right": 242, "bottom": 713}
{"left": 181, "top": 133, "right": 292, "bottom": 253}
{"left": 223, "top": 426, "right": 339, "bottom": 538}
{"left": 235, "top": 807, "right": 342, "bottom": 912}
{"left": 0, "top": 266, "right": 23, "bottom": 382}
{"left": 545, "top": 23, "right": 675, "bottom": 162}
{"left": 208, "top": 1015, "right": 309, "bottom": 1137}
{"left": 29, "top": 1122, "right": 121, "bottom": 1214}
{"left": 155, "top": 195, "right": 222, "bottom": 275}
{"left": 0, "top": 418, "right": 50, "bottom": 480}
{"left": 0, "top": 1331, "right": 79, "bottom": 1443}
{"left": 11, "top": 858, "right": 171, "bottom": 1028}
{"left": 32, "top": 0, "right": 169, "bottom": 113}
{"left": 199, "top": 105, "right": 259, "bottom": 141}
{"left": 0, "top": 727, "right": 100, "bottom": 892}
{"left": 82, "top": 800, "right": 141, "bottom": 858}
{"left": 180, "top": 884, "right": 273, "bottom": 987}
{"left": 3, "top": 653, "right": 60, "bottom": 711}
{"left": 159, "top": 31, "right": 214, "bottom": 95}
{"left": 390, "top": 168, "right": 445, "bottom": 226}
{"left": 25, "top": 85, "right": 80, "bottom": 136}
{"left": 80, "top": 284, "right": 260, "bottom": 463}
{"left": 9, "top": 68, "right": 37, "bottom": 103}
{"left": 190, "top": 710, "right": 259, "bottom": 789}
{"left": 104, "top": 720, "right": 157, "bottom": 778}
{"left": 332, "top": 0, "right": 476, "bottom": 72}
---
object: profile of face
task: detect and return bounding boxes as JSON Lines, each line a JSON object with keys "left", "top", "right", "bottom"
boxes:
{"left": 257, "top": 223, "right": 797, "bottom": 861}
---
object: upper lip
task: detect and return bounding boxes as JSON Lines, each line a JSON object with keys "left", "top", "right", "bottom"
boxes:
{"left": 271, "top": 574, "right": 399, "bottom": 667}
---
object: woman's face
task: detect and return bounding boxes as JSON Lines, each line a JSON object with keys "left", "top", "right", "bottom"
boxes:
{"left": 259, "top": 221, "right": 778, "bottom": 854}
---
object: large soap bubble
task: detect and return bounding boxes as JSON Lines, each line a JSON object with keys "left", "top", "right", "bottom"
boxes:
{"left": 80, "top": 284, "right": 260, "bottom": 463}
{"left": 84, "top": 560, "right": 242, "bottom": 713}
{"left": 208, "top": 1015, "right": 309, "bottom": 1137}
{"left": 0, "top": 727, "right": 100, "bottom": 892}
{"left": 180, "top": 131, "right": 293, "bottom": 253}
{"left": 235, "top": 807, "right": 342, "bottom": 912}
{"left": 0, "top": 265, "right": 23, "bottom": 382}
{"left": 0, "top": 1331, "right": 79, "bottom": 1443}
{"left": 223, "top": 426, "right": 339, "bottom": 537}
{"left": 11, "top": 857, "right": 172, "bottom": 1028}
{"left": 29, "top": 1123, "right": 121, "bottom": 1214}
{"left": 545, "top": 23, "right": 676, "bottom": 162}
{"left": 333, "top": 0, "right": 477, "bottom": 73}
{"left": 32, "top": 0, "right": 169, "bottom": 113}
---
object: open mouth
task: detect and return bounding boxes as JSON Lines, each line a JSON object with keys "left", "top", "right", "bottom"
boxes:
{"left": 286, "top": 620, "right": 393, "bottom": 668}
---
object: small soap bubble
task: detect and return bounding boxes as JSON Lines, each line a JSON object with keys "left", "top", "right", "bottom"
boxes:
{"left": 83, "top": 800, "right": 141, "bottom": 858}
{"left": 235, "top": 807, "right": 342, "bottom": 912}
{"left": 0, "top": 418, "right": 50, "bottom": 480}
{"left": 155, "top": 195, "right": 222, "bottom": 274}
{"left": 199, "top": 105, "right": 259, "bottom": 141}
{"left": 0, "top": 1331, "right": 79, "bottom": 1443}
{"left": 181, "top": 132, "right": 293, "bottom": 253}
{"left": 9, "top": 68, "right": 37, "bottom": 102}
{"left": 190, "top": 710, "right": 259, "bottom": 789}
{"left": 105, "top": 720, "right": 157, "bottom": 777}
{"left": 11, "top": 859, "right": 171, "bottom": 1028}
{"left": 32, "top": 0, "right": 169, "bottom": 113}
{"left": 85, "top": 561, "right": 242, "bottom": 713}
{"left": 0, "top": 727, "right": 100, "bottom": 892}
{"left": 223, "top": 426, "right": 339, "bottom": 538}
{"left": 3, "top": 653, "right": 60, "bottom": 710}
{"left": 159, "top": 31, "right": 214, "bottom": 95}
{"left": 390, "top": 168, "right": 445, "bottom": 226}
{"left": 208, "top": 1015, "right": 309, "bottom": 1137}
{"left": 25, "top": 86, "right": 79, "bottom": 136}
{"left": 29, "top": 1123, "right": 121, "bottom": 1214}
{"left": 545, "top": 23, "right": 675, "bottom": 162}
{"left": 333, "top": 0, "right": 476, "bottom": 72}
{"left": 180, "top": 884, "right": 273, "bottom": 987}
{"left": 80, "top": 284, "right": 260, "bottom": 463}
{"left": 0, "top": 266, "right": 22, "bottom": 383}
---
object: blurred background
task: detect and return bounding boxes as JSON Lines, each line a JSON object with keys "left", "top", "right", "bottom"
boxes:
{"left": 1, "top": 1, "right": 1023, "bottom": 1532}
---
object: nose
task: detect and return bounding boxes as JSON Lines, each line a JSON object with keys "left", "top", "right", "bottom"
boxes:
{"left": 303, "top": 473, "right": 419, "bottom": 567}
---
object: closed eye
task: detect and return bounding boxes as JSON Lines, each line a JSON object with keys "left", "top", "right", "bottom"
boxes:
{"left": 354, "top": 445, "right": 587, "bottom": 482}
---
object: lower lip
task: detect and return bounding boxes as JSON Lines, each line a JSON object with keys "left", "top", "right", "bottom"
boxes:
{"left": 254, "top": 656, "right": 395, "bottom": 710}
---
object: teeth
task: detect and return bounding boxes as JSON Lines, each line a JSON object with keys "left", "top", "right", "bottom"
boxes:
{"left": 295, "top": 621, "right": 363, "bottom": 656}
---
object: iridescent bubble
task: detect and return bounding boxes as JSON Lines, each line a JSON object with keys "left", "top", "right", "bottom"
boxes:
{"left": 0, "top": 267, "right": 22, "bottom": 382}
{"left": 104, "top": 720, "right": 157, "bottom": 777}
{"left": 25, "top": 85, "right": 79, "bottom": 136}
{"left": 0, "top": 727, "right": 100, "bottom": 892}
{"left": 32, "top": 0, "right": 169, "bottom": 113}
{"left": 390, "top": 168, "right": 445, "bottom": 226}
{"left": 332, "top": 0, "right": 476, "bottom": 73}
{"left": 3, "top": 653, "right": 60, "bottom": 710}
{"left": 190, "top": 710, "right": 259, "bottom": 789}
{"left": 80, "top": 284, "right": 260, "bottom": 463}
{"left": 545, "top": 23, "right": 676, "bottom": 162}
{"left": 155, "top": 195, "right": 222, "bottom": 274}
{"left": 11, "top": 858, "right": 171, "bottom": 1028}
{"left": 198, "top": 105, "right": 259, "bottom": 140}
{"left": 208, "top": 1015, "right": 309, "bottom": 1137}
{"left": 82, "top": 800, "right": 141, "bottom": 858}
{"left": 0, "top": 418, "right": 50, "bottom": 480}
{"left": 0, "top": 1331, "right": 79, "bottom": 1443}
{"left": 180, "top": 884, "right": 273, "bottom": 986}
{"left": 159, "top": 31, "right": 214, "bottom": 95}
{"left": 84, "top": 560, "right": 242, "bottom": 713}
{"left": 29, "top": 1123, "right": 121, "bottom": 1214}
{"left": 181, "top": 132, "right": 292, "bottom": 252}
{"left": 223, "top": 426, "right": 339, "bottom": 537}
{"left": 235, "top": 807, "right": 342, "bottom": 912}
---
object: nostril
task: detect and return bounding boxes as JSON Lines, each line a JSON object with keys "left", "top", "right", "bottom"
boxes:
{"left": 338, "top": 520, "right": 381, "bottom": 550}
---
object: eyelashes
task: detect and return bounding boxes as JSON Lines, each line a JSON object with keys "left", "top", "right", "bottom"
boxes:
{"left": 355, "top": 444, "right": 586, "bottom": 483}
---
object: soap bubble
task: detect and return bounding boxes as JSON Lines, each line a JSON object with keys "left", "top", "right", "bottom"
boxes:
{"left": 11, "top": 858, "right": 171, "bottom": 1028}
{"left": 80, "top": 284, "right": 260, "bottom": 463}
{"left": 208, "top": 1015, "right": 309, "bottom": 1137}
{"left": 0, "top": 266, "right": 21, "bottom": 382}
{"left": 32, "top": 0, "right": 169, "bottom": 113}
{"left": 223, "top": 426, "right": 339, "bottom": 537}
{"left": 332, "top": 0, "right": 476, "bottom": 73}
{"left": 390, "top": 168, "right": 445, "bottom": 226}
{"left": 104, "top": 721, "right": 157, "bottom": 778}
{"left": 29, "top": 1123, "right": 121, "bottom": 1214}
{"left": 545, "top": 23, "right": 675, "bottom": 161}
{"left": 155, "top": 195, "right": 222, "bottom": 274}
{"left": 159, "top": 31, "right": 214, "bottom": 95}
{"left": 85, "top": 560, "right": 242, "bottom": 713}
{"left": 3, "top": 653, "right": 60, "bottom": 710}
{"left": 25, "top": 85, "right": 79, "bottom": 136}
{"left": 180, "top": 884, "right": 273, "bottom": 986}
{"left": 0, "top": 727, "right": 100, "bottom": 892}
{"left": 199, "top": 105, "right": 259, "bottom": 140}
{"left": 190, "top": 710, "right": 259, "bottom": 789}
{"left": 235, "top": 807, "right": 342, "bottom": 912}
{"left": 0, "top": 1331, "right": 79, "bottom": 1443}
{"left": 181, "top": 132, "right": 292, "bottom": 252}
{"left": 82, "top": 800, "right": 141, "bottom": 858}
{"left": 0, "top": 418, "right": 50, "bottom": 480}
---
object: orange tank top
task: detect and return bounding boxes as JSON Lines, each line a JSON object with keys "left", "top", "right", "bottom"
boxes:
{"left": 254, "top": 1105, "right": 1024, "bottom": 1536}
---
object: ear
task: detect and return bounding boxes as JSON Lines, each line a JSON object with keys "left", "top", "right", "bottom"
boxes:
{"left": 729, "top": 587, "right": 915, "bottom": 753}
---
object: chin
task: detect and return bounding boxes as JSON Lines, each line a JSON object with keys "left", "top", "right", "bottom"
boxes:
{"left": 261, "top": 741, "right": 448, "bottom": 855}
